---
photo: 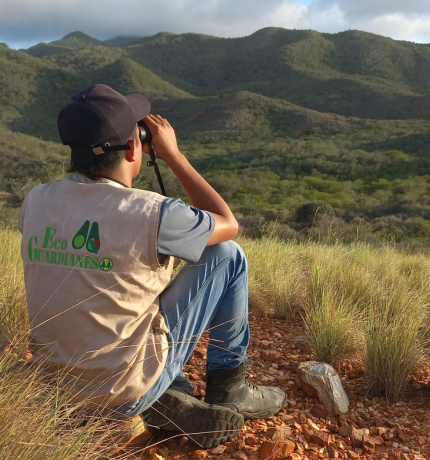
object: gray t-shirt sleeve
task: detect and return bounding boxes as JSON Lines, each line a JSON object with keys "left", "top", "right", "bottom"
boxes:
{"left": 157, "top": 198, "right": 215, "bottom": 263}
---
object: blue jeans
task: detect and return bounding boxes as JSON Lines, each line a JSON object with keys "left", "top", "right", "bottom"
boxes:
{"left": 113, "top": 240, "right": 249, "bottom": 417}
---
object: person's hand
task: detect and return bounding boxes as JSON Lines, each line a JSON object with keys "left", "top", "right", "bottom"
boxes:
{"left": 141, "top": 114, "right": 182, "bottom": 163}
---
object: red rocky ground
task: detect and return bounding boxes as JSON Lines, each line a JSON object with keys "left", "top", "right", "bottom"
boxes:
{"left": 121, "top": 315, "right": 430, "bottom": 459}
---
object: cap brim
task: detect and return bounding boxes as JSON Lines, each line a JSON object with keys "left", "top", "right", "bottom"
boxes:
{"left": 126, "top": 93, "right": 151, "bottom": 121}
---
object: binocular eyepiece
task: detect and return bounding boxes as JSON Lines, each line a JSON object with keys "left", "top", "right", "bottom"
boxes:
{"left": 138, "top": 120, "right": 152, "bottom": 145}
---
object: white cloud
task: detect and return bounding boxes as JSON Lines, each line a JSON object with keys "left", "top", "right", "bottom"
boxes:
{"left": 0, "top": 0, "right": 429, "bottom": 48}
{"left": 358, "top": 13, "right": 430, "bottom": 43}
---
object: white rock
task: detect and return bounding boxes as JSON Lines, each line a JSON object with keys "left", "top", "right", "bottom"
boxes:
{"left": 297, "top": 361, "right": 349, "bottom": 415}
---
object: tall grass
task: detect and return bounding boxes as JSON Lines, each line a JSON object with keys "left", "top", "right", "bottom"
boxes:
{"left": 0, "top": 226, "right": 144, "bottom": 460}
{"left": 0, "top": 225, "right": 27, "bottom": 341}
{"left": 238, "top": 234, "right": 430, "bottom": 400}
{"left": 303, "top": 265, "right": 364, "bottom": 368}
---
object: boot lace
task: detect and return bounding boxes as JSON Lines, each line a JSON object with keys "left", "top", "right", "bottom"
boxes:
{"left": 243, "top": 363, "right": 260, "bottom": 391}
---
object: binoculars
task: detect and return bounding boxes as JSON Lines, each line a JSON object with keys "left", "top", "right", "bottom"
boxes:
{"left": 138, "top": 120, "right": 152, "bottom": 145}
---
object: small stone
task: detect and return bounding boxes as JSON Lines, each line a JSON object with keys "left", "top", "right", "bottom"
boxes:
{"left": 310, "top": 403, "right": 331, "bottom": 419}
{"left": 266, "top": 426, "right": 292, "bottom": 440}
{"left": 347, "top": 450, "right": 359, "bottom": 458}
{"left": 189, "top": 373, "right": 200, "bottom": 381}
{"left": 291, "top": 335, "right": 313, "bottom": 353}
{"left": 417, "top": 436, "right": 427, "bottom": 445}
{"left": 337, "top": 414, "right": 348, "bottom": 427}
{"left": 339, "top": 426, "right": 368, "bottom": 441}
{"left": 356, "top": 420, "right": 368, "bottom": 429}
{"left": 245, "top": 436, "right": 258, "bottom": 446}
{"left": 114, "top": 414, "right": 152, "bottom": 447}
{"left": 382, "top": 432, "right": 393, "bottom": 441}
{"left": 288, "top": 362, "right": 299, "bottom": 372}
{"left": 178, "top": 437, "right": 189, "bottom": 447}
{"left": 193, "top": 450, "right": 209, "bottom": 460}
{"left": 328, "top": 449, "right": 339, "bottom": 458}
{"left": 226, "top": 444, "right": 237, "bottom": 453}
{"left": 397, "top": 433, "right": 411, "bottom": 443}
{"left": 289, "top": 454, "right": 301, "bottom": 460}
{"left": 374, "top": 427, "right": 388, "bottom": 435}
{"left": 293, "top": 422, "right": 302, "bottom": 432}
{"left": 362, "top": 438, "right": 375, "bottom": 455}
{"left": 260, "top": 350, "right": 280, "bottom": 362}
{"left": 310, "top": 431, "right": 332, "bottom": 447}
{"left": 259, "top": 440, "right": 295, "bottom": 459}
{"left": 366, "top": 435, "right": 384, "bottom": 446}
{"left": 232, "top": 452, "right": 247, "bottom": 460}
{"left": 307, "top": 419, "right": 320, "bottom": 431}
{"left": 194, "top": 347, "right": 206, "bottom": 357}
{"left": 211, "top": 445, "right": 227, "bottom": 455}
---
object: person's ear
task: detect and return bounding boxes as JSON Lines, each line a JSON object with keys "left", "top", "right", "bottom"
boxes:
{"left": 125, "top": 138, "right": 137, "bottom": 162}
{"left": 125, "top": 128, "right": 140, "bottom": 162}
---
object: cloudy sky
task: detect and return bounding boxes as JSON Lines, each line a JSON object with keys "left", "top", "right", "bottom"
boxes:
{"left": 1, "top": 0, "right": 429, "bottom": 49}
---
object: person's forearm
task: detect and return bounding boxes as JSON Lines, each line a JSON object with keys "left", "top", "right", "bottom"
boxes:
{"left": 142, "top": 114, "right": 238, "bottom": 243}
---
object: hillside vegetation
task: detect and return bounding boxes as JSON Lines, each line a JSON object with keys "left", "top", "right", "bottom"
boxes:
{"left": 126, "top": 28, "right": 430, "bottom": 120}
{"left": 1, "top": 28, "right": 430, "bottom": 245}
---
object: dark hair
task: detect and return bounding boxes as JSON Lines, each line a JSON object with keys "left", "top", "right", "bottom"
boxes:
{"left": 68, "top": 126, "right": 139, "bottom": 179}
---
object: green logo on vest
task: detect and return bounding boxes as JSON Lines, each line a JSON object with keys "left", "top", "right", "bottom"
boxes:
{"left": 99, "top": 258, "right": 113, "bottom": 271}
{"left": 72, "top": 221, "right": 100, "bottom": 254}
{"left": 28, "top": 225, "right": 112, "bottom": 272}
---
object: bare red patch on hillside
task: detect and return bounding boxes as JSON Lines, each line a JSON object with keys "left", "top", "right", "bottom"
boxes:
{"left": 156, "top": 102, "right": 178, "bottom": 114}
{"left": 174, "top": 110, "right": 205, "bottom": 135}
{"left": 296, "top": 115, "right": 335, "bottom": 136}
{"left": 417, "top": 97, "right": 430, "bottom": 114}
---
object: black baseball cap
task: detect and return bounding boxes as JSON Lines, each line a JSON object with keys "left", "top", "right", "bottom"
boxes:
{"left": 57, "top": 84, "right": 151, "bottom": 155}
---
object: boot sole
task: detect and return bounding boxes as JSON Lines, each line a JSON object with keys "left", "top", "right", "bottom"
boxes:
{"left": 144, "top": 389, "right": 244, "bottom": 448}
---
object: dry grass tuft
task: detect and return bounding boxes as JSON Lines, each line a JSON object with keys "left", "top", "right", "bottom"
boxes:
{"left": 0, "top": 226, "right": 148, "bottom": 460}
{"left": 238, "top": 234, "right": 430, "bottom": 400}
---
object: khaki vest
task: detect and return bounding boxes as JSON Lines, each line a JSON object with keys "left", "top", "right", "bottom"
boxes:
{"left": 19, "top": 174, "right": 173, "bottom": 407}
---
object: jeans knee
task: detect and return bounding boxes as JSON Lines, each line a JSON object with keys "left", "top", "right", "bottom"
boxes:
{"left": 207, "top": 240, "right": 247, "bottom": 264}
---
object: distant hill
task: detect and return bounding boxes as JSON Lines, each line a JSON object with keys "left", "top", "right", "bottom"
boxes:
{"left": 126, "top": 28, "right": 430, "bottom": 120}
{"left": 153, "top": 91, "right": 352, "bottom": 141}
{"left": 25, "top": 32, "right": 108, "bottom": 57}
{"left": 19, "top": 27, "right": 430, "bottom": 120}
{"left": 104, "top": 35, "right": 142, "bottom": 47}
{"left": 0, "top": 45, "right": 191, "bottom": 141}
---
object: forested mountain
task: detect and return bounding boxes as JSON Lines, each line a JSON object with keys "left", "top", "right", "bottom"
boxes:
{"left": 22, "top": 28, "right": 430, "bottom": 120}
{"left": 1, "top": 28, "right": 430, "bottom": 245}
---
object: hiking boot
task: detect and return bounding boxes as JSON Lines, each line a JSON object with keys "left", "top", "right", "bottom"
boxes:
{"left": 205, "top": 363, "right": 287, "bottom": 420}
{"left": 143, "top": 389, "right": 244, "bottom": 448}
{"left": 168, "top": 374, "right": 194, "bottom": 396}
